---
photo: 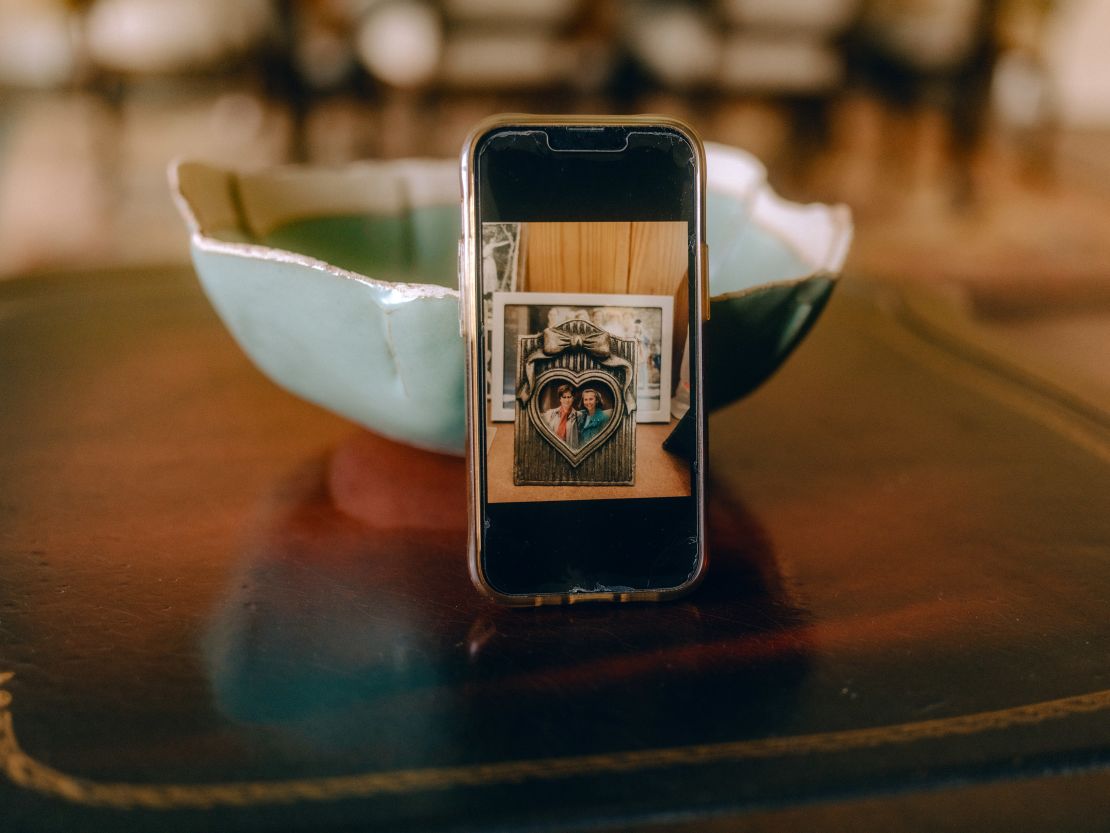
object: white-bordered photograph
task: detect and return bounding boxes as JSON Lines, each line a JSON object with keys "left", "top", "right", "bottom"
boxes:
{"left": 491, "top": 291, "right": 674, "bottom": 423}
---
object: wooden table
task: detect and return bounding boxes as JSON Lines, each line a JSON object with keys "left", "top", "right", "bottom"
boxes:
{"left": 2, "top": 267, "right": 1108, "bottom": 831}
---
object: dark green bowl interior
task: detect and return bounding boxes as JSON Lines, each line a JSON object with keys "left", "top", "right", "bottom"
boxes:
{"left": 261, "top": 205, "right": 460, "bottom": 289}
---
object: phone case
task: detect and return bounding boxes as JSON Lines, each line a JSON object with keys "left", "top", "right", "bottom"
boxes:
{"left": 459, "top": 114, "right": 709, "bottom": 606}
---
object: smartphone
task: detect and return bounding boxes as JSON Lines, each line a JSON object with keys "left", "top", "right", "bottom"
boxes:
{"left": 460, "top": 115, "right": 708, "bottom": 606}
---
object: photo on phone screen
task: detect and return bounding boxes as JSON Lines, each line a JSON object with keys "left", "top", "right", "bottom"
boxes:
{"left": 481, "top": 221, "right": 691, "bottom": 501}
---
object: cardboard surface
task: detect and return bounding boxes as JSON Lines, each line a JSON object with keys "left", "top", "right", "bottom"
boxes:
{"left": 486, "top": 418, "right": 692, "bottom": 503}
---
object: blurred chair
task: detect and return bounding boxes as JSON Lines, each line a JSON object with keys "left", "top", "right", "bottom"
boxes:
{"left": 845, "top": 0, "right": 1000, "bottom": 206}
{"left": 351, "top": 0, "right": 593, "bottom": 156}
{"left": 79, "top": 0, "right": 275, "bottom": 120}
{"left": 717, "top": 0, "right": 860, "bottom": 181}
{"left": 620, "top": 0, "right": 860, "bottom": 181}
{"left": 0, "top": 1, "right": 77, "bottom": 93}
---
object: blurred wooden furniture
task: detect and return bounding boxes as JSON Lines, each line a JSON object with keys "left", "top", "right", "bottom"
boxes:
{"left": 2, "top": 266, "right": 1109, "bottom": 831}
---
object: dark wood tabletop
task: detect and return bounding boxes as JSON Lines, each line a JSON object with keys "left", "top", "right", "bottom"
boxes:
{"left": 2, "top": 267, "right": 1109, "bottom": 832}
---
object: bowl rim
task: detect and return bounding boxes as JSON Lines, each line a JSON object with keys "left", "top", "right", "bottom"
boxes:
{"left": 168, "top": 146, "right": 852, "bottom": 304}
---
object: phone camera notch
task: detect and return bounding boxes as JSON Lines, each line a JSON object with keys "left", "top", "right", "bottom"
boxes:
{"left": 544, "top": 127, "right": 629, "bottom": 153}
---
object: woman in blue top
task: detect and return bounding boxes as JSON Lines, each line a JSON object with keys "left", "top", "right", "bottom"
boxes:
{"left": 578, "top": 387, "right": 611, "bottom": 444}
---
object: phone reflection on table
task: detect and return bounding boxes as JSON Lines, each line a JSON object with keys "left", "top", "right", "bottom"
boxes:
{"left": 201, "top": 430, "right": 811, "bottom": 763}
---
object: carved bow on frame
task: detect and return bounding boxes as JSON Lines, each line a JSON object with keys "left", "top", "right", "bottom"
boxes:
{"left": 517, "top": 323, "right": 636, "bottom": 412}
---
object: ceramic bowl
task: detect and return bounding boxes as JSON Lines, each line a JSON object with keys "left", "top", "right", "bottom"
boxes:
{"left": 170, "top": 145, "right": 851, "bottom": 454}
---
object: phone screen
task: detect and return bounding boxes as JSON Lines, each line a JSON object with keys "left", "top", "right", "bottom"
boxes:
{"left": 471, "top": 124, "right": 704, "bottom": 599}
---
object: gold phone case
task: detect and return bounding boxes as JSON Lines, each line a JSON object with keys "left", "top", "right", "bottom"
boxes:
{"left": 459, "top": 114, "right": 709, "bottom": 606}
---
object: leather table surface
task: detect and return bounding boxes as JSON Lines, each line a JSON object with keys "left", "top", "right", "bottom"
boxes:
{"left": 1, "top": 268, "right": 1108, "bottom": 831}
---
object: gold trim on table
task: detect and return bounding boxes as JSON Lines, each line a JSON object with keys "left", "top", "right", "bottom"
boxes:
{"left": 2, "top": 672, "right": 1108, "bottom": 811}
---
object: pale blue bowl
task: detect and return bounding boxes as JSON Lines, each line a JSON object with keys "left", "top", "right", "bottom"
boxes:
{"left": 171, "top": 146, "right": 851, "bottom": 454}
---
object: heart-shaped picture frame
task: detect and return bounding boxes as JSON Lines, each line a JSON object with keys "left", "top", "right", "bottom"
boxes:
{"left": 527, "top": 369, "right": 625, "bottom": 467}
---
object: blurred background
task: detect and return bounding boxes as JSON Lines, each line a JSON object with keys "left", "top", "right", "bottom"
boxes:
{"left": 1, "top": 0, "right": 1108, "bottom": 394}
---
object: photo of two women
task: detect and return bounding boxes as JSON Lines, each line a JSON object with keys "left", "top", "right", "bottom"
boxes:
{"left": 538, "top": 383, "right": 612, "bottom": 450}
